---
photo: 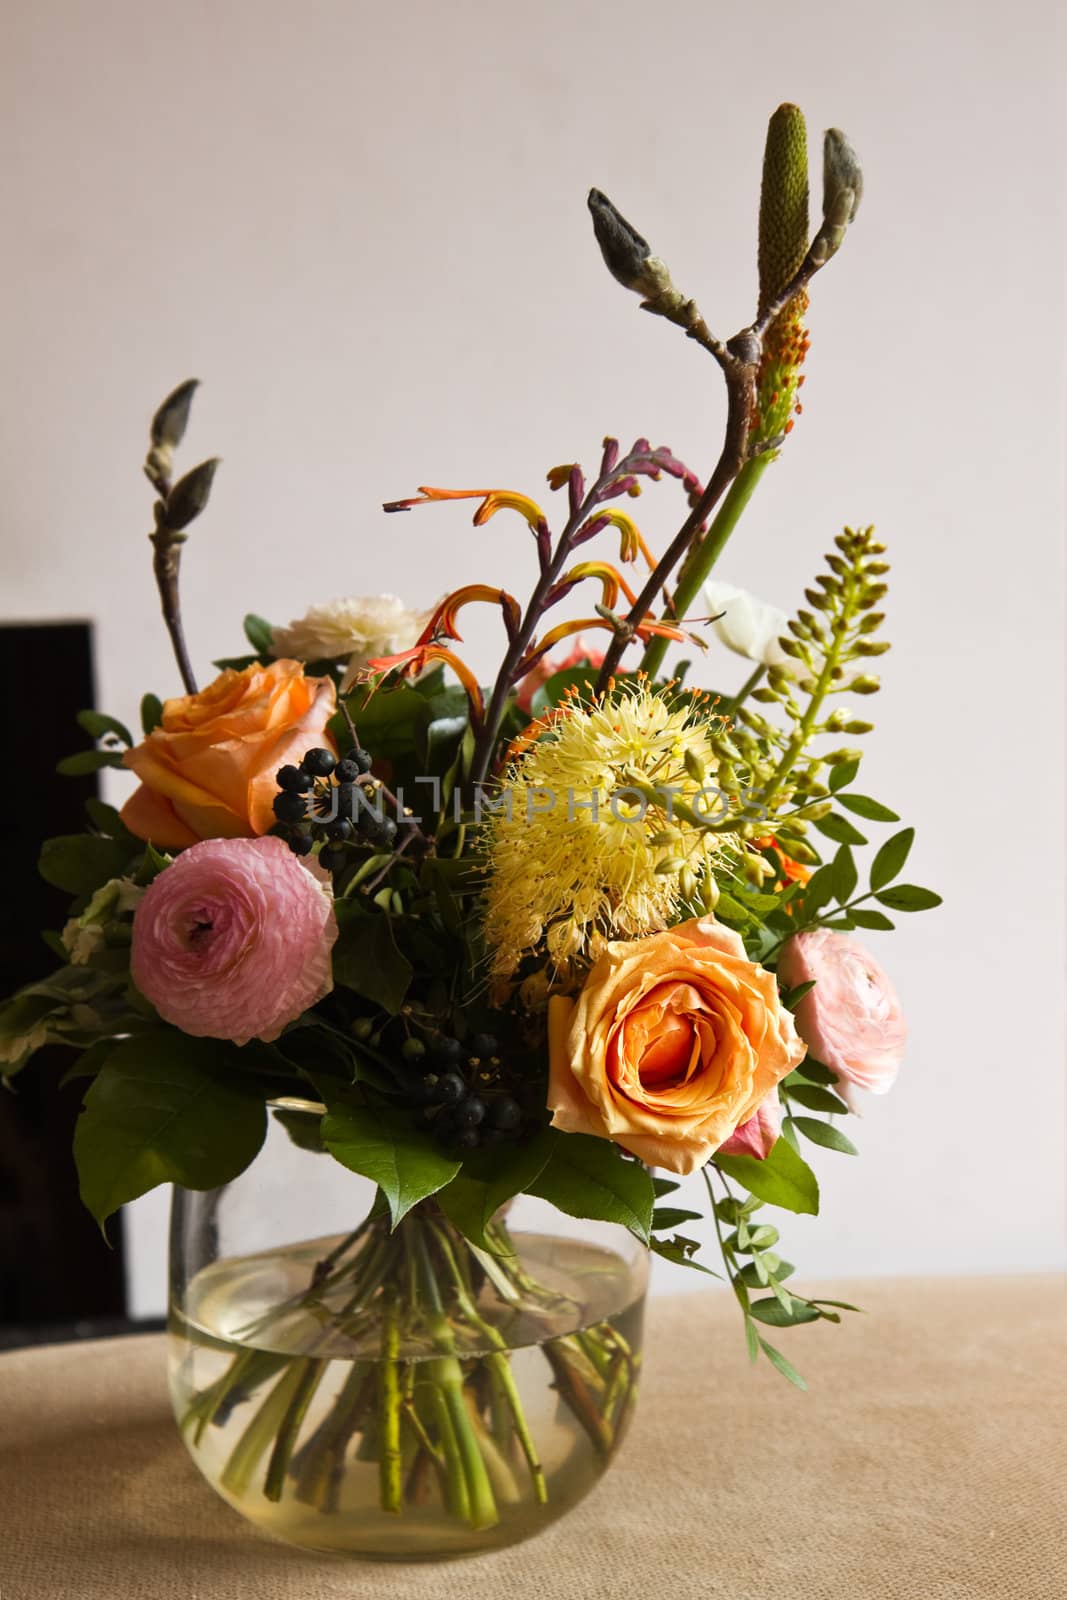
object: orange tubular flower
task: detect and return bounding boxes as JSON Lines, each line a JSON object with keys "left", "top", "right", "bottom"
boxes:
{"left": 560, "top": 561, "right": 641, "bottom": 613}
{"left": 578, "top": 507, "right": 658, "bottom": 570}
{"left": 384, "top": 485, "right": 549, "bottom": 540}
{"left": 365, "top": 645, "right": 485, "bottom": 722}
{"left": 534, "top": 615, "right": 691, "bottom": 655}
{"left": 418, "top": 585, "right": 522, "bottom": 645}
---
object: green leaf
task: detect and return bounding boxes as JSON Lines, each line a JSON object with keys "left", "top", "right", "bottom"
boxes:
{"left": 529, "top": 1134, "right": 654, "bottom": 1244}
{"left": 436, "top": 1130, "right": 556, "bottom": 1249}
{"left": 272, "top": 1106, "right": 326, "bottom": 1153}
{"left": 652, "top": 1176, "right": 681, "bottom": 1198}
{"left": 714, "top": 1135, "right": 820, "bottom": 1216}
{"left": 84, "top": 799, "right": 135, "bottom": 841}
{"left": 737, "top": 1257, "right": 796, "bottom": 1287}
{"left": 792, "top": 1116, "right": 858, "bottom": 1156}
{"left": 651, "top": 1206, "right": 703, "bottom": 1230}
{"left": 831, "top": 844, "right": 857, "bottom": 904}
{"left": 782, "top": 980, "right": 816, "bottom": 1010}
{"left": 341, "top": 684, "right": 426, "bottom": 760}
{"left": 73, "top": 1035, "right": 268, "bottom": 1233}
{"left": 790, "top": 1057, "right": 837, "bottom": 1085}
{"left": 140, "top": 693, "right": 164, "bottom": 735}
{"left": 744, "top": 1316, "right": 760, "bottom": 1363}
{"left": 750, "top": 1297, "right": 821, "bottom": 1328}
{"left": 813, "top": 812, "right": 868, "bottom": 847}
{"left": 76, "top": 709, "right": 134, "bottom": 746}
{"left": 530, "top": 662, "right": 603, "bottom": 718}
{"left": 243, "top": 613, "right": 275, "bottom": 655}
{"left": 39, "top": 834, "right": 132, "bottom": 895}
{"left": 828, "top": 759, "right": 859, "bottom": 793}
{"left": 758, "top": 1336, "right": 808, "bottom": 1390}
{"left": 837, "top": 793, "right": 900, "bottom": 822}
{"left": 651, "top": 1238, "right": 720, "bottom": 1277}
{"left": 332, "top": 903, "right": 413, "bottom": 1014}
{"left": 322, "top": 1103, "right": 460, "bottom": 1226}
{"left": 799, "top": 865, "right": 835, "bottom": 917}
{"left": 784, "top": 1083, "right": 850, "bottom": 1115}
{"left": 849, "top": 908, "right": 895, "bottom": 931}
{"left": 57, "top": 750, "right": 126, "bottom": 776}
{"left": 870, "top": 827, "right": 914, "bottom": 892}
{"left": 875, "top": 884, "right": 943, "bottom": 912}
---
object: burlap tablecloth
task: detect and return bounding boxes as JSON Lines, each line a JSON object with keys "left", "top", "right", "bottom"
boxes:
{"left": 1, "top": 1275, "right": 1063, "bottom": 1599}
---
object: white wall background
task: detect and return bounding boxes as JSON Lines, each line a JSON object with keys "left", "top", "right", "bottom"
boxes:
{"left": 2, "top": 0, "right": 1063, "bottom": 1318}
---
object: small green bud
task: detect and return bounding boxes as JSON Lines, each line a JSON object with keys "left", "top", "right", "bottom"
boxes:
{"left": 650, "top": 827, "right": 681, "bottom": 847}
{"left": 752, "top": 686, "right": 780, "bottom": 703}
{"left": 350, "top": 1017, "right": 375, "bottom": 1041}
{"left": 843, "top": 719, "right": 874, "bottom": 734}
{"left": 679, "top": 865, "right": 698, "bottom": 901}
{"left": 164, "top": 457, "right": 220, "bottom": 531}
{"left": 805, "top": 587, "right": 831, "bottom": 611}
{"left": 777, "top": 636, "right": 802, "bottom": 659}
{"left": 683, "top": 747, "right": 706, "bottom": 783}
{"left": 795, "top": 799, "right": 832, "bottom": 821}
{"left": 858, "top": 612, "right": 885, "bottom": 633}
{"left": 824, "top": 747, "right": 862, "bottom": 765}
{"left": 656, "top": 856, "right": 688, "bottom": 875}
{"left": 866, "top": 560, "right": 890, "bottom": 575}
{"left": 854, "top": 639, "right": 891, "bottom": 656}
{"left": 851, "top": 675, "right": 881, "bottom": 694}
{"left": 825, "top": 553, "right": 848, "bottom": 577}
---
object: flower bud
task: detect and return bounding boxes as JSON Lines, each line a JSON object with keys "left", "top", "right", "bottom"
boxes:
{"left": 164, "top": 457, "right": 220, "bottom": 531}
{"left": 587, "top": 189, "right": 670, "bottom": 299}
{"left": 843, "top": 719, "right": 873, "bottom": 734}
{"left": 683, "top": 747, "right": 706, "bottom": 784}
{"left": 850, "top": 675, "right": 881, "bottom": 695}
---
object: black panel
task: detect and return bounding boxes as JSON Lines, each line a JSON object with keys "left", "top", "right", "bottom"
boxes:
{"left": 0, "top": 621, "right": 127, "bottom": 1337}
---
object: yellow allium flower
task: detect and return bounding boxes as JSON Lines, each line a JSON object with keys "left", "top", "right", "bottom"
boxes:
{"left": 482, "top": 680, "right": 736, "bottom": 980}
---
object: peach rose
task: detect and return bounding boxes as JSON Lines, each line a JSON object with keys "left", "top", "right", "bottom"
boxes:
{"left": 120, "top": 660, "right": 336, "bottom": 849}
{"left": 547, "top": 918, "right": 806, "bottom": 1175}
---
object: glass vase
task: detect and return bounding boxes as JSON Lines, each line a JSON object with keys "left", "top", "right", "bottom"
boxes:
{"left": 167, "top": 1121, "right": 648, "bottom": 1559}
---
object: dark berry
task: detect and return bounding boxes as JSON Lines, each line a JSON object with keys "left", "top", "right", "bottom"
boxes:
{"left": 434, "top": 1072, "right": 465, "bottom": 1107}
{"left": 433, "top": 1110, "right": 458, "bottom": 1145}
{"left": 335, "top": 782, "right": 356, "bottom": 818}
{"left": 273, "top": 791, "right": 308, "bottom": 823}
{"left": 326, "top": 817, "right": 354, "bottom": 842}
{"left": 288, "top": 833, "right": 314, "bottom": 857}
{"left": 334, "top": 758, "right": 360, "bottom": 784}
{"left": 360, "top": 814, "right": 398, "bottom": 849}
{"left": 344, "top": 747, "right": 374, "bottom": 775}
{"left": 470, "top": 1032, "right": 498, "bottom": 1060}
{"left": 301, "top": 747, "right": 336, "bottom": 777}
{"left": 277, "top": 764, "right": 312, "bottom": 793}
{"left": 455, "top": 1096, "right": 486, "bottom": 1129}
{"left": 452, "top": 1126, "right": 480, "bottom": 1152}
{"left": 490, "top": 1096, "right": 522, "bottom": 1132}
{"left": 319, "top": 843, "right": 347, "bottom": 873}
{"left": 432, "top": 1036, "right": 465, "bottom": 1065}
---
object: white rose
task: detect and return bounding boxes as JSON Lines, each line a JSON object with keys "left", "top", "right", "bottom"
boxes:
{"left": 270, "top": 595, "right": 436, "bottom": 691}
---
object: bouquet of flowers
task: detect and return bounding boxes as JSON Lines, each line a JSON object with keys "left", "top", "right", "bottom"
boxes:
{"left": 0, "top": 103, "right": 939, "bottom": 1554}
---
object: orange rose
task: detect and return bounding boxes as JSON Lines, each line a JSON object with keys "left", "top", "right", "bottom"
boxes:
{"left": 547, "top": 918, "right": 805, "bottom": 1175}
{"left": 120, "top": 660, "right": 336, "bottom": 848}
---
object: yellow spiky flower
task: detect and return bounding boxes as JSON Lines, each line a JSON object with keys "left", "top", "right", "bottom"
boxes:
{"left": 481, "top": 680, "right": 737, "bottom": 982}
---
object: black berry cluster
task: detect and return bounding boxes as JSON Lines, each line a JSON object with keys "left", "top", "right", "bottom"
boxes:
{"left": 406, "top": 1032, "right": 524, "bottom": 1153}
{"left": 273, "top": 745, "right": 395, "bottom": 873}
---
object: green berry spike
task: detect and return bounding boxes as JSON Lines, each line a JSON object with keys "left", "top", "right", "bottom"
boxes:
{"left": 758, "top": 104, "right": 810, "bottom": 316}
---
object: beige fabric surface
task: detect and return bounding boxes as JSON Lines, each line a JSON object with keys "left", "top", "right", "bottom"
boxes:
{"left": 0, "top": 1275, "right": 1063, "bottom": 1600}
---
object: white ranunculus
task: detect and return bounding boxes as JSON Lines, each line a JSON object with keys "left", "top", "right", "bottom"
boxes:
{"left": 703, "top": 580, "right": 792, "bottom": 668}
{"left": 270, "top": 595, "right": 435, "bottom": 690}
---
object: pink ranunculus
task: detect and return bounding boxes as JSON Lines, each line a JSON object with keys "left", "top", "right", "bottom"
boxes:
{"left": 130, "top": 836, "right": 338, "bottom": 1046}
{"left": 516, "top": 637, "right": 606, "bottom": 714}
{"left": 777, "top": 929, "right": 906, "bottom": 1110}
{"left": 718, "top": 1090, "right": 783, "bottom": 1159}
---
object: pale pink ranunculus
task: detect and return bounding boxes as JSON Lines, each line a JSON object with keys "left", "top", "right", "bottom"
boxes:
{"left": 130, "top": 836, "right": 338, "bottom": 1046}
{"left": 516, "top": 637, "right": 606, "bottom": 714}
{"left": 777, "top": 929, "right": 906, "bottom": 1110}
{"left": 718, "top": 1090, "right": 783, "bottom": 1159}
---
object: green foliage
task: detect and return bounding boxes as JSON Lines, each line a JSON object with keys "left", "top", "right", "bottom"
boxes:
{"left": 528, "top": 1134, "right": 654, "bottom": 1244}
{"left": 140, "top": 693, "right": 164, "bottom": 734}
{"left": 73, "top": 1034, "right": 268, "bottom": 1232}
{"left": 38, "top": 835, "right": 134, "bottom": 895}
{"left": 436, "top": 1130, "right": 556, "bottom": 1249}
{"left": 332, "top": 903, "right": 413, "bottom": 1014}
{"left": 715, "top": 1134, "right": 820, "bottom": 1215}
{"left": 322, "top": 1103, "right": 460, "bottom": 1227}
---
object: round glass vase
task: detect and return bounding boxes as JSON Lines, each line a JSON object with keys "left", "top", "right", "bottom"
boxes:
{"left": 167, "top": 1123, "right": 649, "bottom": 1560}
